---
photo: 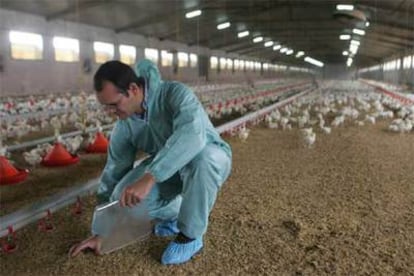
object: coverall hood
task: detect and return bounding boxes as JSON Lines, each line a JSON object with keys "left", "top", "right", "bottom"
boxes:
{"left": 134, "top": 59, "right": 162, "bottom": 100}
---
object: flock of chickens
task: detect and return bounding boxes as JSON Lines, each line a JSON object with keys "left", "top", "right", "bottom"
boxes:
{"left": 235, "top": 81, "right": 414, "bottom": 148}
{"left": 1, "top": 80, "right": 413, "bottom": 168}
{"left": 0, "top": 80, "right": 292, "bottom": 167}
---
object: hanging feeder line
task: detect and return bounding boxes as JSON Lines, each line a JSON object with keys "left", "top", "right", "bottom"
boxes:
{"left": 0, "top": 178, "right": 99, "bottom": 238}
{"left": 360, "top": 79, "right": 414, "bottom": 105}
{"left": 1, "top": 226, "right": 17, "bottom": 253}
{"left": 37, "top": 210, "right": 55, "bottom": 233}
{"left": 1, "top": 80, "right": 296, "bottom": 123}
{"left": 4, "top": 81, "right": 310, "bottom": 153}
{"left": 1, "top": 104, "right": 106, "bottom": 124}
{"left": 5, "top": 124, "right": 114, "bottom": 153}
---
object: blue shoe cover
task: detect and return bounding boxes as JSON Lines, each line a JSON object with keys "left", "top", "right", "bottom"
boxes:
{"left": 161, "top": 237, "right": 203, "bottom": 265}
{"left": 154, "top": 220, "right": 179, "bottom": 237}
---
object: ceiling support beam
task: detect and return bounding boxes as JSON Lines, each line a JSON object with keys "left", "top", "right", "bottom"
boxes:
{"left": 46, "top": 0, "right": 111, "bottom": 21}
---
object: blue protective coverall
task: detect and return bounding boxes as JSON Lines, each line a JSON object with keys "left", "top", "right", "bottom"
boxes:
{"left": 92, "top": 59, "right": 232, "bottom": 239}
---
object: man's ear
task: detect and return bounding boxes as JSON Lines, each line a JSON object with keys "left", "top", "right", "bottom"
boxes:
{"left": 129, "top": 83, "right": 140, "bottom": 96}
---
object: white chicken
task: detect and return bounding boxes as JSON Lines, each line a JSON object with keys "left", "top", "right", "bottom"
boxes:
{"left": 50, "top": 116, "right": 62, "bottom": 137}
{"left": 37, "top": 143, "right": 53, "bottom": 156}
{"left": 280, "top": 117, "right": 289, "bottom": 130}
{"left": 321, "top": 126, "right": 332, "bottom": 134}
{"left": 300, "top": 127, "right": 315, "bottom": 148}
{"left": 65, "top": 135, "right": 84, "bottom": 154}
{"left": 331, "top": 115, "right": 345, "bottom": 127}
{"left": 267, "top": 121, "right": 278, "bottom": 129}
{"left": 365, "top": 115, "right": 376, "bottom": 125}
{"left": 303, "top": 132, "right": 316, "bottom": 148}
{"left": 23, "top": 149, "right": 43, "bottom": 166}
{"left": 0, "top": 145, "right": 7, "bottom": 157}
{"left": 264, "top": 115, "right": 278, "bottom": 129}
{"left": 400, "top": 120, "right": 413, "bottom": 133}
{"left": 238, "top": 126, "right": 250, "bottom": 142}
{"left": 301, "top": 127, "right": 313, "bottom": 136}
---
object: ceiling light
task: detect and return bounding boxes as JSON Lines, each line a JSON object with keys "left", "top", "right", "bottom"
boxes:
{"left": 253, "top": 36, "right": 263, "bottom": 43}
{"left": 347, "top": 57, "right": 353, "bottom": 67}
{"left": 296, "top": 51, "right": 305, "bottom": 58}
{"left": 273, "top": 45, "right": 281, "bottom": 51}
{"left": 286, "top": 49, "right": 294, "bottom": 55}
{"left": 349, "top": 44, "right": 358, "bottom": 54}
{"left": 217, "top": 22, "right": 230, "bottom": 30}
{"left": 280, "top": 47, "right": 288, "bottom": 53}
{"left": 339, "top": 34, "right": 351, "bottom": 40}
{"left": 304, "top": 56, "right": 324, "bottom": 67}
{"left": 238, "top": 31, "right": 249, "bottom": 38}
{"left": 352, "top": 28, "right": 365, "bottom": 36}
{"left": 336, "top": 4, "right": 354, "bottom": 11}
{"left": 264, "top": 41, "right": 274, "bottom": 47}
{"left": 342, "top": 51, "right": 348, "bottom": 56}
{"left": 350, "top": 40, "right": 360, "bottom": 46}
{"left": 185, "top": 10, "right": 202, "bottom": 18}
{"left": 365, "top": 21, "right": 370, "bottom": 27}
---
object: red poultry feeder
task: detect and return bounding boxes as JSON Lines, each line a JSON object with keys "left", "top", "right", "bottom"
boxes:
{"left": 86, "top": 132, "right": 109, "bottom": 154}
{"left": 0, "top": 156, "right": 29, "bottom": 185}
{"left": 41, "top": 143, "right": 79, "bottom": 167}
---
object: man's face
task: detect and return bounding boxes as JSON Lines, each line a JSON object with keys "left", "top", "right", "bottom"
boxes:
{"left": 96, "top": 81, "right": 144, "bottom": 120}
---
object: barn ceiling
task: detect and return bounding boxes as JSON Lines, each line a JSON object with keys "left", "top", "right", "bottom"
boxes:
{"left": 1, "top": 0, "right": 413, "bottom": 68}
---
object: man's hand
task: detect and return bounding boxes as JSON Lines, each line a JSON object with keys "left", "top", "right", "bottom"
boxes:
{"left": 120, "top": 172, "right": 155, "bottom": 207}
{"left": 69, "top": 235, "right": 102, "bottom": 257}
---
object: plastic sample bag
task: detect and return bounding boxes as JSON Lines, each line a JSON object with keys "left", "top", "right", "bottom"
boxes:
{"left": 92, "top": 200, "right": 152, "bottom": 254}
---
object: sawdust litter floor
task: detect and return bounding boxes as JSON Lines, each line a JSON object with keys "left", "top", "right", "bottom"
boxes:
{"left": 1, "top": 121, "right": 413, "bottom": 275}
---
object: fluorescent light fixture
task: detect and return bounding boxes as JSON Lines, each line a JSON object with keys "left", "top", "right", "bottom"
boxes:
{"left": 342, "top": 50, "right": 349, "bottom": 56}
{"left": 253, "top": 36, "right": 263, "bottom": 43}
{"left": 264, "top": 41, "right": 274, "bottom": 47}
{"left": 304, "top": 56, "right": 324, "bottom": 67}
{"left": 347, "top": 57, "right": 353, "bottom": 67}
{"left": 296, "top": 51, "right": 304, "bottom": 58}
{"left": 286, "top": 49, "right": 294, "bottom": 55}
{"left": 365, "top": 21, "right": 370, "bottom": 27}
{"left": 217, "top": 22, "right": 230, "bottom": 30}
{"left": 336, "top": 4, "right": 354, "bottom": 11}
{"left": 340, "top": 34, "right": 351, "bottom": 40}
{"left": 280, "top": 47, "right": 288, "bottom": 53}
{"left": 185, "top": 9, "right": 202, "bottom": 18}
{"left": 349, "top": 44, "right": 358, "bottom": 54}
{"left": 350, "top": 40, "right": 360, "bottom": 46}
{"left": 273, "top": 45, "right": 282, "bottom": 51}
{"left": 352, "top": 28, "right": 365, "bottom": 36}
{"left": 238, "top": 31, "right": 249, "bottom": 38}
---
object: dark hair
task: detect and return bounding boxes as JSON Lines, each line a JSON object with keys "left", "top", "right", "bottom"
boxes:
{"left": 94, "top": 60, "right": 145, "bottom": 95}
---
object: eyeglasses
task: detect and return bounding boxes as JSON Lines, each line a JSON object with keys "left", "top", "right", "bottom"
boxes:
{"left": 101, "top": 93, "right": 124, "bottom": 110}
